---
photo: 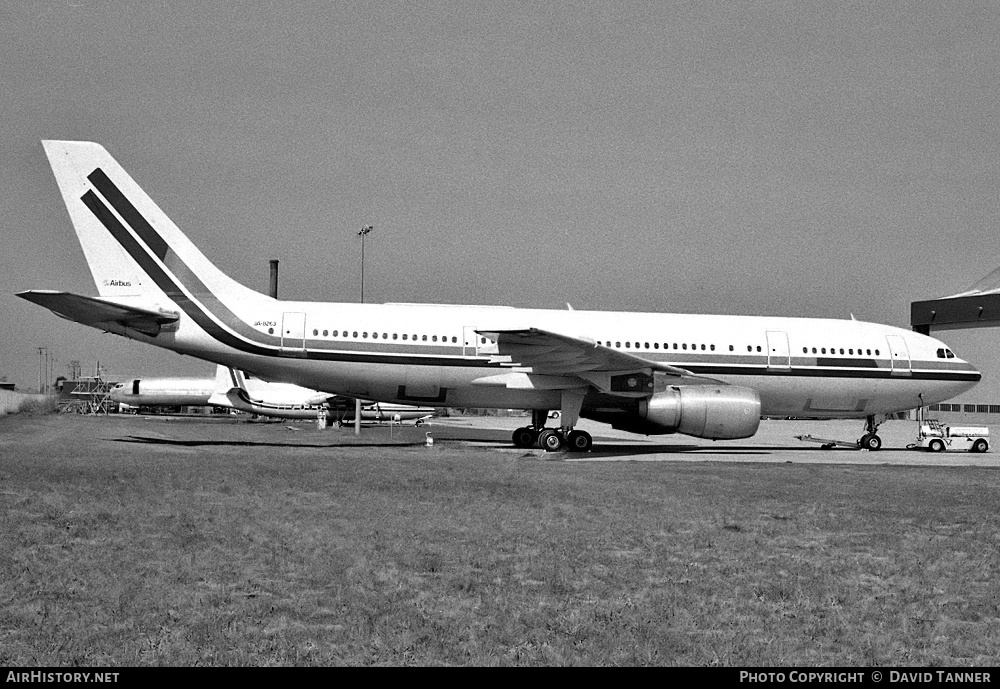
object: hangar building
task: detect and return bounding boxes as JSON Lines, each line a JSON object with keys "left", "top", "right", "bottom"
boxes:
{"left": 911, "top": 269, "right": 1000, "bottom": 424}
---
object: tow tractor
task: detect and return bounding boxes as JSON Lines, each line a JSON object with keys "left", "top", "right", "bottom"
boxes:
{"left": 912, "top": 407, "right": 989, "bottom": 453}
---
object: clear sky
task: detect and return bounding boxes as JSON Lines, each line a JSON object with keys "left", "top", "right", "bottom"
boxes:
{"left": 2, "top": 1, "right": 999, "bottom": 390}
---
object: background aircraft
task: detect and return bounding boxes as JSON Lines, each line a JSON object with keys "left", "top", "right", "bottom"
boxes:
{"left": 111, "top": 364, "right": 435, "bottom": 423}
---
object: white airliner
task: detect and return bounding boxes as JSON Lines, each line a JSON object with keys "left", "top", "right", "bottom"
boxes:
{"left": 110, "top": 365, "right": 435, "bottom": 423}
{"left": 19, "top": 141, "right": 981, "bottom": 452}
{"left": 109, "top": 364, "right": 329, "bottom": 418}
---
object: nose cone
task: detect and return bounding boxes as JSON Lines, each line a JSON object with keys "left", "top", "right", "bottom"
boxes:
{"left": 925, "top": 360, "right": 981, "bottom": 406}
{"left": 108, "top": 382, "right": 133, "bottom": 402}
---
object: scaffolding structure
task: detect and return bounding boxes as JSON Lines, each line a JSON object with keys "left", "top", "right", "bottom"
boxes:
{"left": 58, "top": 377, "right": 115, "bottom": 415}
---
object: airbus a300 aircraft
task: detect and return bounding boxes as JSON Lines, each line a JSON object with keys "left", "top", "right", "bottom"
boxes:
{"left": 19, "top": 141, "right": 981, "bottom": 452}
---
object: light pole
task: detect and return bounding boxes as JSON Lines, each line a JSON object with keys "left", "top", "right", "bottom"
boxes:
{"left": 358, "top": 225, "right": 373, "bottom": 304}
{"left": 37, "top": 347, "right": 46, "bottom": 393}
{"left": 356, "top": 225, "right": 373, "bottom": 435}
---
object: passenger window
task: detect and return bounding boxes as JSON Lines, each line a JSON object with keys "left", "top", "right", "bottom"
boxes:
{"left": 654, "top": 343, "right": 659, "bottom": 349}
{"left": 683, "top": 344, "right": 688, "bottom": 350}
{"left": 312, "top": 329, "right": 318, "bottom": 336}
{"left": 432, "top": 335, "right": 438, "bottom": 342}
{"left": 756, "top": 346, "right": 761, "bottom": 352}
{"left": 402, "top": 334, "right": 408, "bottom": 340}
{"left": 615, "top": 342, "right": 621, "bottom": 348}
{"left": 422, "top": 335, "right": 427, "bottom": 341}
{"left": 352, "top": 331, "right": 358, "bottom": 338}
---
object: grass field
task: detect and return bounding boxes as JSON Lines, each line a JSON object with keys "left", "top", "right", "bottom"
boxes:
{"left": 1, "top": 414, "right": 999, "bottom": 666}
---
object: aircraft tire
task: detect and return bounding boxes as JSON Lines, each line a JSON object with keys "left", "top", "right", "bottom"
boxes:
{"left": 566, "top": 430, "right": 592, "bottom": 452}
{"left": 512, "top": 427, "right": 538, "bottom": 448}
{"left": 537, "top": 429, "right": 563, "bottom": 452}
{"left": 861, "top": 434, "right": 882, "bottom": 451}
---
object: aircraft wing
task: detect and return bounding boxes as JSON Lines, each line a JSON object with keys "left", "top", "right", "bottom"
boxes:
{"left": 477, "top": 327, "right": 723, "bottom": 392}
{"left": 17, "top": 290, "right": 179, "bottom": 337}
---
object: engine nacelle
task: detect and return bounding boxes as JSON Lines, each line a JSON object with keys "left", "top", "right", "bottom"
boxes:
{"left": 638, "top": 385, "right": 761, "bottom": 439}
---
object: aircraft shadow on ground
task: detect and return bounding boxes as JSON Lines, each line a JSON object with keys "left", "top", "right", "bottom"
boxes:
{"left": 112, "top": 434, "right": 863, "bottom": 457}
{"left": 113, "top": 436, "right": 423, "bottom": 449}
{"left": 586, "top": 443, "right": 772, "bottom": 457}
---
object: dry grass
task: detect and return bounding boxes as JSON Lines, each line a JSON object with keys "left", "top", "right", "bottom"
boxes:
{"left": 1, "top": 414, "right": 999, "bottom": 666}
{"left": 0, "top": 390, "right": 58, "bottom": 415}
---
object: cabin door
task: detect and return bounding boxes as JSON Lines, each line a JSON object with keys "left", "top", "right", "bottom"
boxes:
{"left": 766, "top": 331, "right": 791, "bottom": 371}
{"left": 886, "top": 335, "right": 911, "bottom": 376}
{"left": 281, "top": 312, "right": 306, "bottom": 353}
{"left": 463, "top": 326, "right": 499, "bottom": 357}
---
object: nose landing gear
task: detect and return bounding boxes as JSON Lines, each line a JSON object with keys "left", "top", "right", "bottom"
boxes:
{"left": 858, "top": 415, "right": 883, "bottom": 451}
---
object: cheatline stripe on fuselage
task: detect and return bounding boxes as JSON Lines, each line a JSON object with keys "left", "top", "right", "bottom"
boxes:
{"left": 82, "top": 168, "right": 980, "bottom": 384}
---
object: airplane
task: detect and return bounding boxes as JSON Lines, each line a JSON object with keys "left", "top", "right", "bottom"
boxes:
{"left": 19, "top": 141, "right": 981, "bottom": 452}
{"left": 110, "top": 364, "right": 435, "bottom": 423}
{"left": 212, "top": 366, "right": 436, "bottom": 424}
{"left": 109, "top": 364, "right": 329, "bottom": 418}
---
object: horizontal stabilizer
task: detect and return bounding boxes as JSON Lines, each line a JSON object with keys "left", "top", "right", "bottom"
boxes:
{"left": 17, "top": 290, "right": 178, "bottom": 337}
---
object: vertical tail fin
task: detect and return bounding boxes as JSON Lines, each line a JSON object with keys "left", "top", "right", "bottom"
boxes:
{"left": 212, "top": 365, "right": 253, "bottom": 397}
{"left": 42, "top": 140, "right": 262, "bottom": 306}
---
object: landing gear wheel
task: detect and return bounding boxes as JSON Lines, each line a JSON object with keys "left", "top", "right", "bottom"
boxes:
{"left": 860, "top": 434, "right": 882, "bottom": 451}
{"left": 566, "top": 430, "right": 592, "bottom": 452}
{"left": 928, "top": 439, "right": 945, "bottom": 453}
{"left": 512, "top": 427, "right": 538, "bottom": 448}
{"left": 537, "top": 429, "right": 564, "bottom": 452}
{"left": 973, "top": 439, "right": 989, "bottom": 453}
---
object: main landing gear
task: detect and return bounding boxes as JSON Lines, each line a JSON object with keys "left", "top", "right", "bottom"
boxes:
{"left": 858, "top": 415, "right": 883, "bottom": 451}
{"left": 511, "top": 403, "right": 592, "bottom": 453}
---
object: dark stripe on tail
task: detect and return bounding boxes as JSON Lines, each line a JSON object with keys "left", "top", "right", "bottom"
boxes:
{"left": 88, "top": 168, "right": 170, "bottom": 262}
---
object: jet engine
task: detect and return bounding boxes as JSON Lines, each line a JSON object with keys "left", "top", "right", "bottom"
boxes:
{"left": 634, "top": 385, "right": 762, "bottom": 439}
